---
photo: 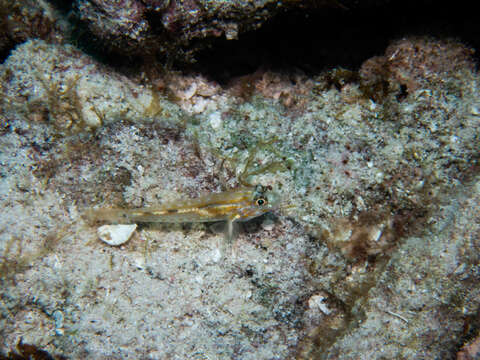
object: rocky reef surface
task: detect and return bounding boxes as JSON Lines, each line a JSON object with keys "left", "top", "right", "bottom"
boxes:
{"left": 0, "top": 1, "right": 479, "bottom": 359}
{"left": 72, "top": 0, "right": 384, "bottom": 61}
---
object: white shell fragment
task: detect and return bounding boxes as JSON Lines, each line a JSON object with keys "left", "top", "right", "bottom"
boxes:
{"left": 98, "top": 224, "right": 137, "bottom": 246}
{"left": 308, "top": 294, "right": 332, "bottom": 315}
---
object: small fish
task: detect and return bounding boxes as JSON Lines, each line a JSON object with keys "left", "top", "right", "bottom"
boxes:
{"left": 87, "top": 185, "right": 279, "bottom": 241}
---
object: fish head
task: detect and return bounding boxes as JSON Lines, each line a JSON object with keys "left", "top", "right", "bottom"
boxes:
{"left": 236, "top": 185, "right": 280, "bottom": 221}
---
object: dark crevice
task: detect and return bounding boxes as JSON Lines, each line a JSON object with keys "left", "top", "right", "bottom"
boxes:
{"left": 5, "top": 1, "right": 478, "bottom": 78}
{"left": 0, "top": 0, "right": 74, "bottom": 63}
{"left": 189, "top": 0, "right": 480, "bottom": 82}
{"left": 0, "top": 38, "right": 16, "bottom": 64}
{"left": 49, "top": 0, "right": 74, "bottom": 14}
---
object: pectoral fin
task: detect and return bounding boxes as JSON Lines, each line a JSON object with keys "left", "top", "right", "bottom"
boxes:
{"left": 225, "top": 215, "right": 241, "bottom": 242}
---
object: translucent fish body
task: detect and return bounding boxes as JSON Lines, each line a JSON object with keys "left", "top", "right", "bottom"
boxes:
{"left": 87, "top": 186, "right": 278, "bottom": 240}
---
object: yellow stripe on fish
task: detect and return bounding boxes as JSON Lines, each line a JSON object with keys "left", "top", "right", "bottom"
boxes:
{"left": 86, "top": 185, "right": 279, "bottom": 241}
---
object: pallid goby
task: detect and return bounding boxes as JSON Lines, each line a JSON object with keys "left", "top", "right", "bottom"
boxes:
{"left": 87, "top": 185, "right": 279, "bottom": 241}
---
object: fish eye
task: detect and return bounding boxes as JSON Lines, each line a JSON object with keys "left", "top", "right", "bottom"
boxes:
{"left": 256, "top": 198, "right": 267, "bottom": 206}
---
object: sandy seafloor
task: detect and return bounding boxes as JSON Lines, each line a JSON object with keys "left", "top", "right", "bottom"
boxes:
{"left": 0, "top": 36, "right": 479, "bottom": 359}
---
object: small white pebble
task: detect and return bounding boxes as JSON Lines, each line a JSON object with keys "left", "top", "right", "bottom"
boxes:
{"left": 183, "top": 83, "right": 197, "bottom": 100}
{"left": 370, "top": 227, "right": 383, "bottom": 242}
{"left": 98, "top": 224, "right": 137, "bottom": 246}
{"left": 24, "top": 311, "right": 35, "bottom": 324}
{"left": 209, "top": 111, "right": 222, "bottom": 129}
{"left": 356, "top": 195, "right": 365, "bottom": 209}
{"left": 286, "top": 242, "right": 296, "bottom": 251}
{"left": 261, "top": 218, "right": 275, "bottom": 231}
{"left": 308, "top": 294, "right": 332, "bottom": 315}
{"left": 415, "top": 179, "right": 425, "bottom": 190}
{"left": 211, "top": 248, "right": 222, "bottom": 263}
{"left": 470, "top": 106, "right": 480, "bottom": 115}
{"left": 133, "top": 255, "right": 146, "bottom": 270}
{"left": 192, "top": 98, "right": 208, "bottom": 113}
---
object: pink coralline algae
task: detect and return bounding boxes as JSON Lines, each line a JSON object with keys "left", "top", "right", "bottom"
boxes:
{"left": 359, "top": 37, "right": 475, "bottom": 99}
{"left": 71, "top": 0, "right": 317, "bottom": 60}
{"left": 75, "top": 0, "right": 150, "bottom": 52}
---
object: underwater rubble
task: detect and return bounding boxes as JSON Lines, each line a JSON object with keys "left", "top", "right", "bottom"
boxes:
{"left": 0, "top": 1, "right": 479, "bottom": 359}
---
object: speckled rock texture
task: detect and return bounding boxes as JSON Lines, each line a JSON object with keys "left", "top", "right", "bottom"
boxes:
{"left": 1, "top": 34, "right": 479, "bottom": 359}
{"left": 73, "top": 0, "right": 291, "bottom": 59}
{"left": 0, "top": 0, "right": 67, "bottom": 59}
{"left": 305, "top": 181, "right": 480, "bottom": 359}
